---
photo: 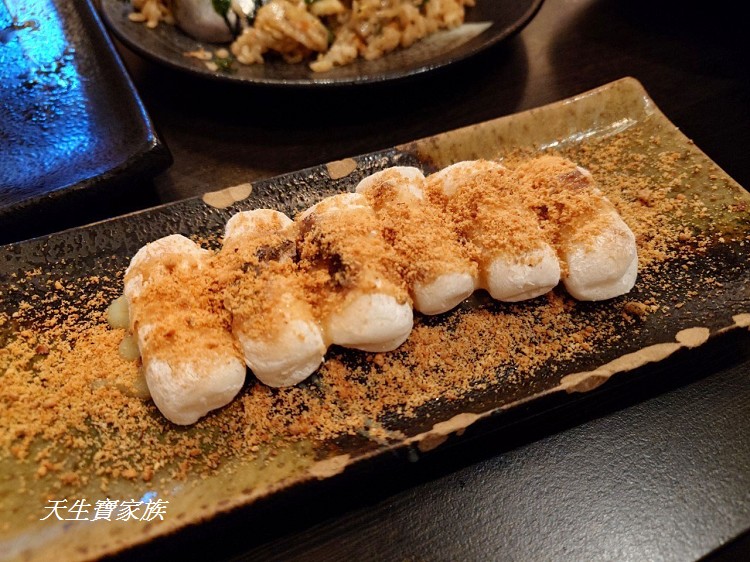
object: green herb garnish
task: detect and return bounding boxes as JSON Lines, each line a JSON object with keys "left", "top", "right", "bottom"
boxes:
{"left": 212, "top": 0, "right": 231, "bottom": 16}
{"left": 213, "top": 55, "right": 235, "bottom": 73}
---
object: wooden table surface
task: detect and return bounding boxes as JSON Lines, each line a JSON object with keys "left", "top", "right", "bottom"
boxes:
{"left": 83, "top": 0, "right": 750, "bottom": 559}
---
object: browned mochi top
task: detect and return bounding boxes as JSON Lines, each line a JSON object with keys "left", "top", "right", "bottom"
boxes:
{"left": 425, "top": 163, "right": 551, "bottom": 262}
{"left": 361, "top": 177, "right": 477, "bottom": 286}
{"left": 125, "top": 249, "right": 240, "bottom": 368}
{"left": 216, "top": 219, "right": 303, "bottom": 342}
{"left": 294, "top": 199, "right": 410, "bottom": 317}
{"left": 512, "top": 155, "right": 613, "bottom": 251}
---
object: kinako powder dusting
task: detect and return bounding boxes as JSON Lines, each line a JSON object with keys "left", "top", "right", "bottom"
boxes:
{"left": 1, "top": 123, "right": 748, "bottom": 502}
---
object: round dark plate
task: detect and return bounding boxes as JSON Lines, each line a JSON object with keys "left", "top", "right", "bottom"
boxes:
{"left": 99, "top": 0, "right": 544, "bottom": 86}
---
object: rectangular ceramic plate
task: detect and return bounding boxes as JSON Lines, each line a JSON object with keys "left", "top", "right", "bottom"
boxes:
{"left": 1, "top": 77, "right": 749, "bottom": 561}
{"left": 0, "top": 0, "right": 171, "bottom": 244}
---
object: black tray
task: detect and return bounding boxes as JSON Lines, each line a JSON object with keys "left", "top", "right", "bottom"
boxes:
{"left": 0, "top": 0, "right": 171, "bottom": 244}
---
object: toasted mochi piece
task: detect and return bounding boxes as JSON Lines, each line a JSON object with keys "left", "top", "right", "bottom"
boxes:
{"left": 297, "top": 192, "right": 413, "bottom": 352}
{"left": 124, "top": 234, "right": 246, "bottom": 425}
{"left": 426, "top": 160, "right": 561, "bottom": 302}
{"left": 222, "top": 210, "right": 326, "bottom": 387}
{"left": 224, "top": 208, "right": 293, "bottom": 240}
{"left": 412, "top": 271, "right": 477, "bottom": 315}
{"left": 356, "top": 166, "right": 426, "bottom": 201}
{"left": 513, "top": 156, "right": 638, "bottom": 301}
{"left": 425, "top": 159, "right": 507, "bottom": 197}
{"left": 561, "top": 207, "right": 638, "bottom": 300}
{"left": 484, "top": 244, "right": 561, "bottom": 302}
{"left": 325, "top": 292, "right": 414, "bottom": 352}
{"left": 356, "top": 166, "right": 477, "bottom": 315}
{"left": 564, "top": 235, "right": 638, "bottom": 299}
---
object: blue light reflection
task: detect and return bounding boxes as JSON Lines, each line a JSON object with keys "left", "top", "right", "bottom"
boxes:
{"left": 139, "top": 491, "right": 158, "bottom": 504}
{"left": 1, "top": 0, "right": 93, "bottom": 195}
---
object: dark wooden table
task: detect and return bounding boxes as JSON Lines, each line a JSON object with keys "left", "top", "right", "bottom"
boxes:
{"left": 98, "top": 0, "right": 749, "bottom": 559}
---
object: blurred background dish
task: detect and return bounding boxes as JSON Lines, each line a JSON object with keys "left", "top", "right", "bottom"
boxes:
{"left": 99, "top": 0, "right": 544, "bottom": 86}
